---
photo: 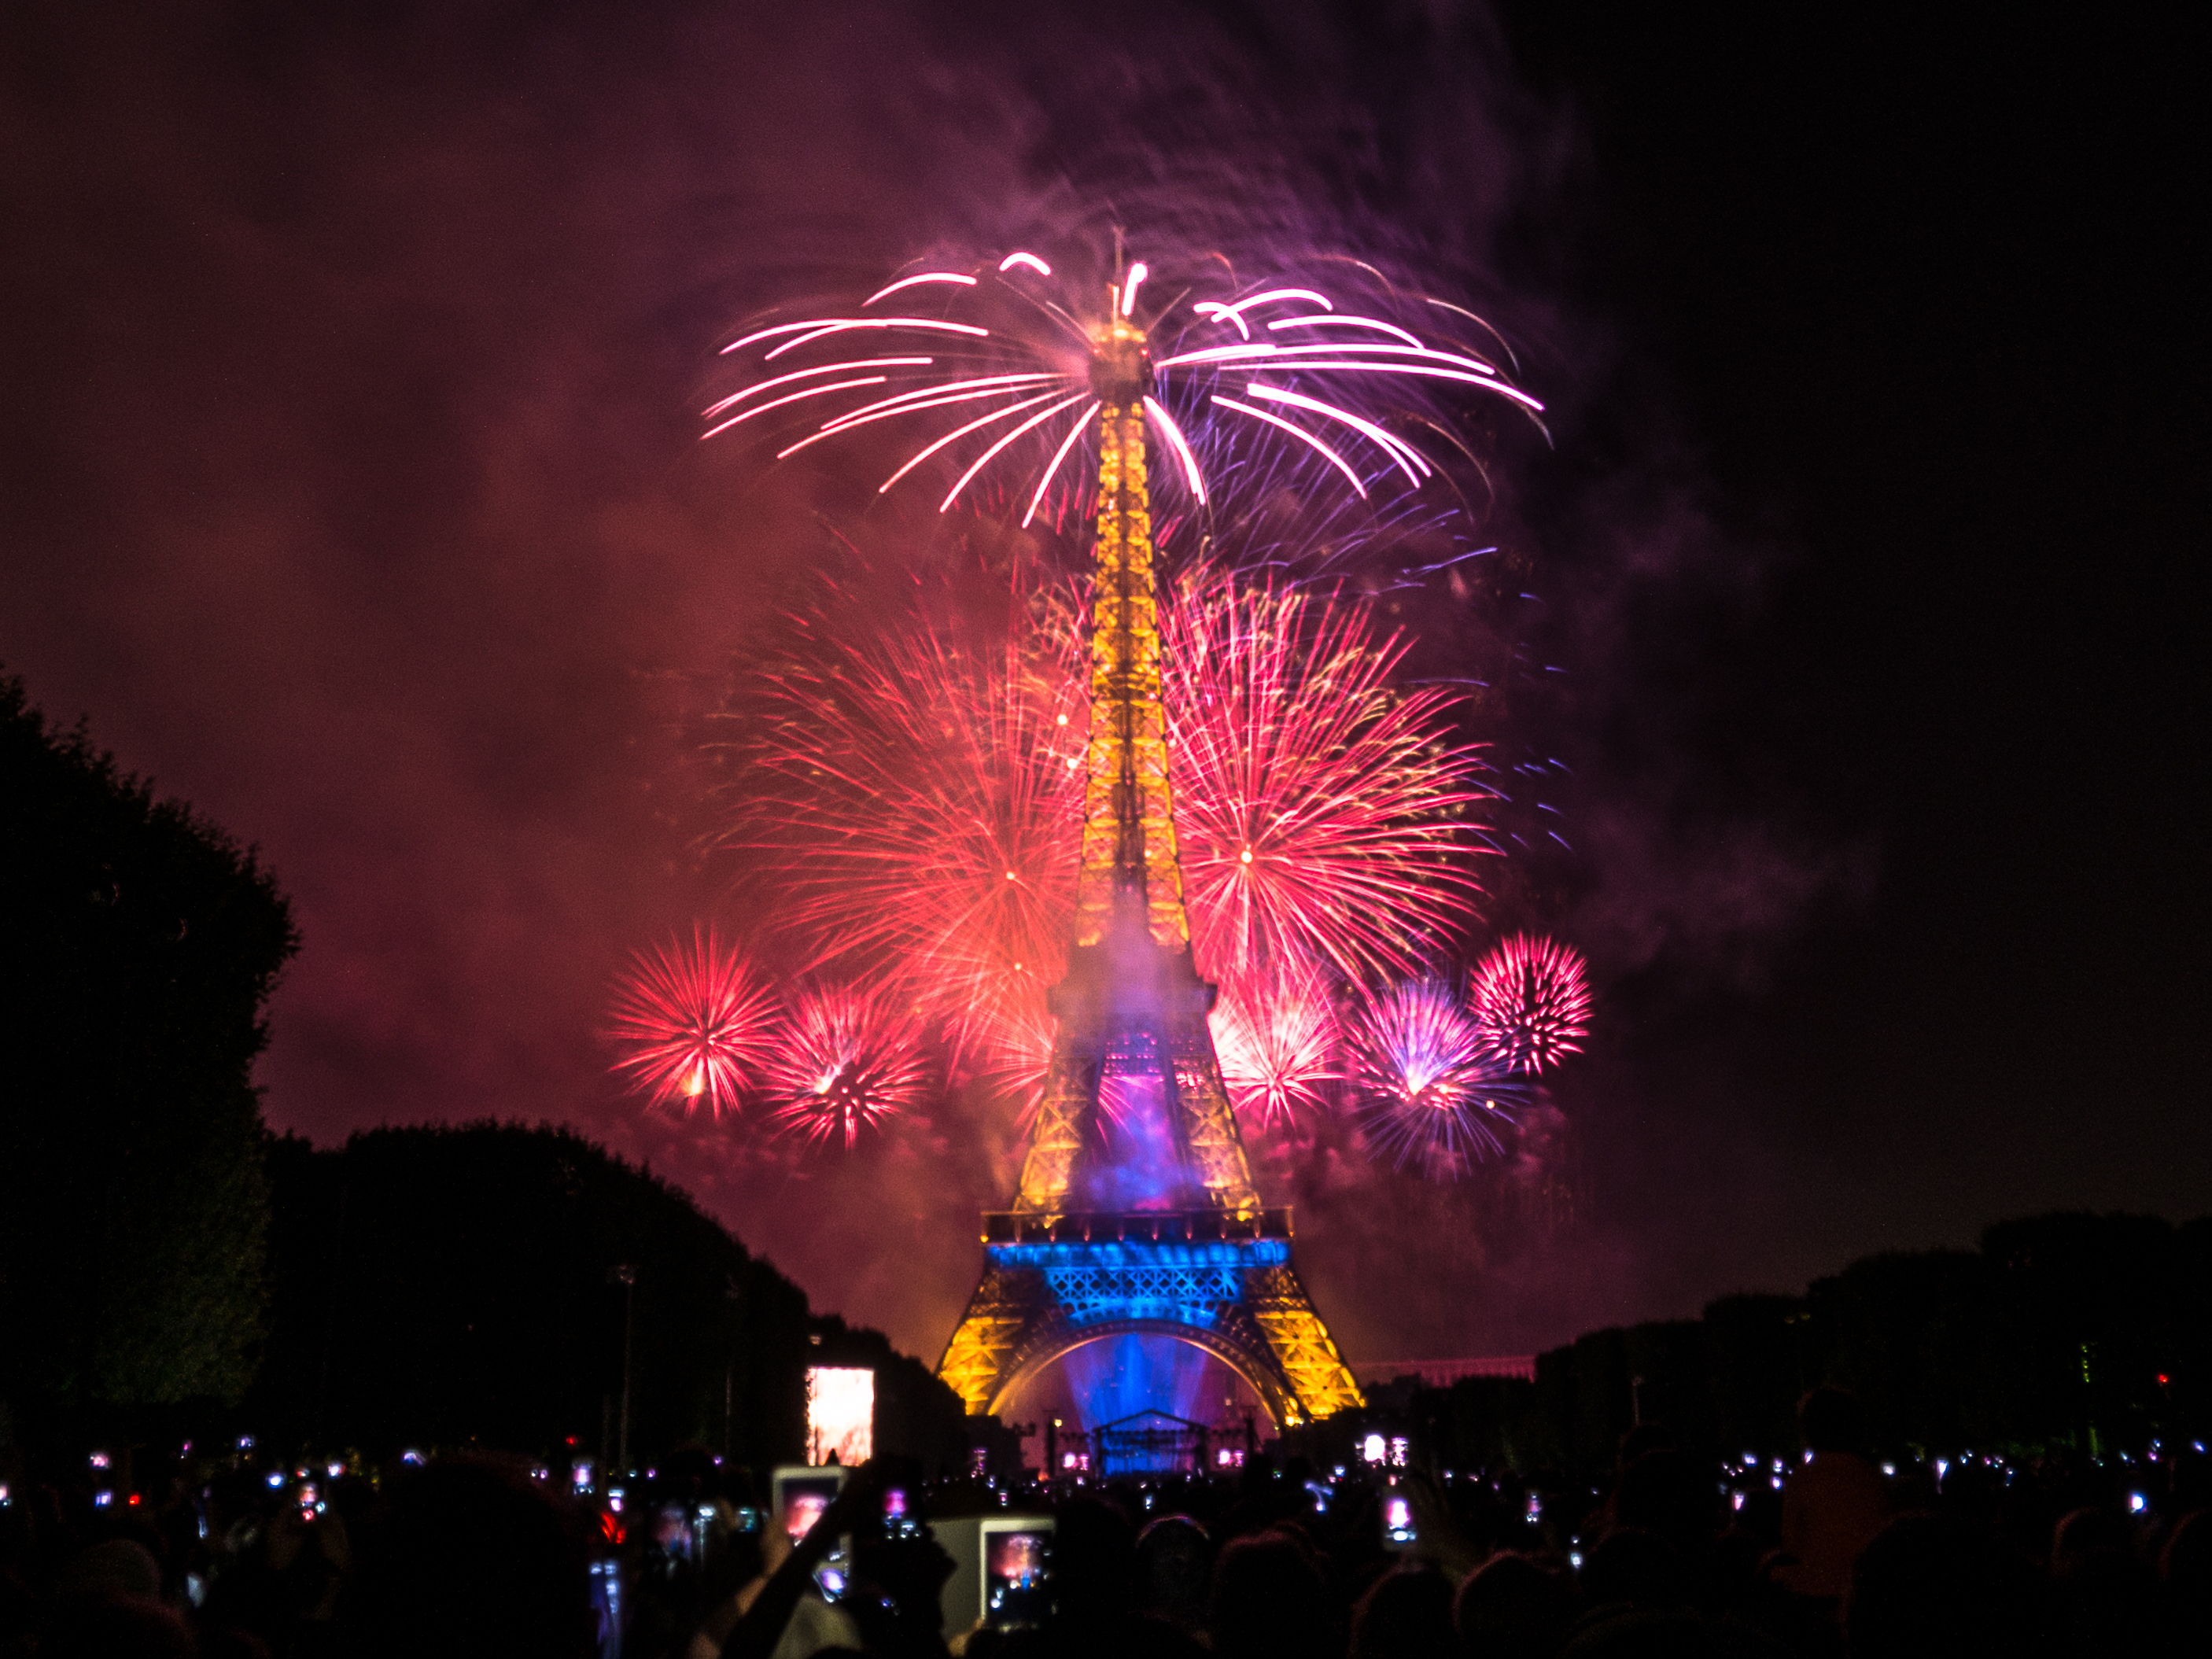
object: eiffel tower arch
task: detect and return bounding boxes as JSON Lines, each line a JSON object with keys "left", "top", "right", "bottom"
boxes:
{"left": 938, "top": 311, "right": 1362, "bottom": 1429}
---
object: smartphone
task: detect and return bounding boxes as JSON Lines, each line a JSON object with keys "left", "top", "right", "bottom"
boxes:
{"left": 589, "top": 1558, "right": 623, "bottom": 1659}
{"left": 980, "top": 1517, "right": 1055, "bottom": 1630}
{"left": 881, "top": 1486, "right": 924, "bottom": 1541}
{"left": 770, "top": 1465, "right": 846, "bottom": 1544}
{"left": 1381, "top": 1487, "right": 1417, "bottom": 1550}
{"left": 696, "top": 1502, "right": 719, "bottom": 1550}
{"left": 651, "top": 1503, "right": 695, "bottom": 1565}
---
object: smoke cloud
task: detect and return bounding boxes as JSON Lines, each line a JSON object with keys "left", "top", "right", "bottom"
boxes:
{"left": 2, "top": 0, "right": 1866, "bottom": 1369}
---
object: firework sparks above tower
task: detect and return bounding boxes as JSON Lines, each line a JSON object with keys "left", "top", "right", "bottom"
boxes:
{"left": 703, "top": 249, "right": 1544, "bottom": 523}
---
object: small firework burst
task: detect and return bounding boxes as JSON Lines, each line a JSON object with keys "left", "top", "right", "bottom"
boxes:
{"left": 604, "top": 927, "right": 776, "bottom": 1116}
{"left": 1470, "top": 934, "right": 1592, "bottom": 1074}
{"left": 1210, "top": 961, "right": 1339, "bottom": 1133}
{"left": 764, "top": 983, "right": 931, "bottom": 1149}
{"left": 1352, "top": 978, "right": 1522, "bottom": 1175}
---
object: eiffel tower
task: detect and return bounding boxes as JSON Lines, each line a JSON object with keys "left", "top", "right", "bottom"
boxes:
{"left": 936, "top": 306, "right": 1363, "bottom": 1430}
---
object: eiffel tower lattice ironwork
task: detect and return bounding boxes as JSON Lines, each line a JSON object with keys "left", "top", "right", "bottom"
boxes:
{"left": 936, "top": 308, "right": 1363, "bottom": 1429}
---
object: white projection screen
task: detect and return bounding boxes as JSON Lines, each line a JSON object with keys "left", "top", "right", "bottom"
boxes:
{"left": 806, "top": 1366, "right": 875, "bottom": 1466}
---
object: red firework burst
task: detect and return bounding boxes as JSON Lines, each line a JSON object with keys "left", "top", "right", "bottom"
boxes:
{"left": 764, "top": 983, "right": 931, "bottom": 1148}
{"left": 1352, "top": 978, "right": 1521, "bottom": 1176}
{"left": 1470, "top": 934, "right": 1592, "bottom": 1074}
{"left": 720, "top": 573, "right": 1083, "bottom": 1058}
{"left": 726, "top": 566, "right": 1491, "bottom": 1061}
{"left": 604, "top": 927, "right": 776, "bottom": 1116}
{"left": 1165, "top": 573, "right": 1492, "bottom": 987}
{"left": 1210, "top": 961, "right": 1339, "bottom": 1132}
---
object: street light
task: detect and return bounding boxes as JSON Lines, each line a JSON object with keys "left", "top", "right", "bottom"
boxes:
{"left": 609, "top": 1266, "right": 637, "bottom": 1475}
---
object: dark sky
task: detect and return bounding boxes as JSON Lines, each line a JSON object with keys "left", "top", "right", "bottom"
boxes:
{"left": 4, "top": 1, "right": 2205, "bottom": 1368}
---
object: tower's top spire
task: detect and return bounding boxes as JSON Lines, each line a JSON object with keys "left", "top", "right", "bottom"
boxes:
{"left": 1089, "top": 311, "right": 1154, "bottom": 407}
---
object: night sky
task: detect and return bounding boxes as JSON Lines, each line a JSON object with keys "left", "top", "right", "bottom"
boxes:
{"left": 4, "top": 2, "right": 2205, "bottom": 1370}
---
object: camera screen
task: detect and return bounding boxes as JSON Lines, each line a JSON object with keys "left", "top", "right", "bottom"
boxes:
{"left": 1383, "top": 1492, "right": 1416, "bottom": 1546}
{"left": 985, "top": 1528, "right": 1053, "bottom": 1628}
{"left": 780, "top": 1477, "right": 842, "bottom": 1542}
{"left": 882, "top": 1487, "right": 923, "bottom": 1539}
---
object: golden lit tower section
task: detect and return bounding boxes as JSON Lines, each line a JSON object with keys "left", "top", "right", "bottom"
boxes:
{"left": 1076, "top": 313, "right": 1188, "bottom": 951}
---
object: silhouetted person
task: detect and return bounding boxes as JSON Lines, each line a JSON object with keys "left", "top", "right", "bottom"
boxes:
{"left": 2052, "top": 1506, "right": 2133, "bottom": 1574}
{"left": 1133, "top": 1515, "right": 1211, "bottom": 1633}
{"left": 56, "top": 1536, "right": 164, "bottom": 1602}
{"left": 1779, "top": 1386, "right": 1887, "bottom": 1599}
{"left": 1454, "top": 1552, "right": 1572, "bottom": 1659}
{"left": 2058, "top": 1541, "right": 2156, "bottom": 1657}
{"left": 1210, "top": 1528, "right": 1333, "bottom": 1659}
{"left": 1614, "top": 1451, "right": 1716, "bottom": 1565}
{"left": 2161, "top": 1510, "right": 2212, "bottom": 1648}
{"left": 341, "top": 1456, "right": 596, "bottom": 1659}
{"left": 1350, "top": 1565, "right": 1455, "bottom": 1659}
{"left": 1580, "top": 1527, "right": 1689, "bottom": 1613}
{"left": 42, "top": 1591, "right": 197, "bottom": 1659}
{"left": 1050, "top": 1495, "right": 1136, "bottom": 1625}
{"left": 2167, "top": 1447, "right": 2212, "bottom": 1519}
{"left": 1561, "top": 1530, "right": 1711, "bottom": 1659}
{"left": 1844, "top": 1513, "right": 2056, "bottom": 1658}
{"left": 34, "top": 1535, "right": 193, "bottom": 1657}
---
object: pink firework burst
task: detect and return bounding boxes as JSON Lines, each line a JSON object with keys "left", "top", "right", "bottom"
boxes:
{"left": 1165, "top": 571, "right": 1493, "bottom": 989}
{"left": 1470, "top": 934, "right": 1593, "bottom": 1074}
{"left": 764, "top": 983, "right": 932, "bottom": 1149}
{"left": 604, "top": 927, "right": 776, "bottom": 1116}
{"left": 719, "top": 571, "right": 1084, "bottom": 1059}
{"left": 1209, "top": 960, "right": 1339, "bottom": 1133}
{"left": 725, "top": 562, "right": 1494, "bottom": 1049}
{"left": 1352, "top": 978, "right": 1522, "bottom": 1176}
{"left": 703, "top": 249, "right": 1541, "bottom": 519}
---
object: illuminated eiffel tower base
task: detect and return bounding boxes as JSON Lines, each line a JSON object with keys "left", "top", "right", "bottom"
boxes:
{"left": 937, "top": 323, "right": 1362, "bottom": 1429}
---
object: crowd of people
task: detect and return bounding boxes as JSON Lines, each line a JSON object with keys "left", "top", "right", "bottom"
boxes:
{"left": 2, "top": 1388, "right": 2206, "bottom": 1657}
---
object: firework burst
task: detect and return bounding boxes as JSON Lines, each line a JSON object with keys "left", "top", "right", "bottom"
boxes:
{"left": 1352, "top": 978, "right": 1523, "bottom": 1176}
{"left": 604, "top": 927, "right": 777, "bottom": 1116}
{"left": 703, "top": 250, "right": 1543, "bottom": 522}
{"left": 764, "top": 983, "right": 931, "bottom": 1148}
{"left": 1209, "top": 960, "right": 1339, "bottom": 1133}
{"left": 717, "top": 569, "right": 1084, "bottom": 1058}
{"left": 1165, "top": 572, "right": 1492, "bottom": 987}
{"left": 1470, "top": 934, "right": 1592, "bottom": 1074}
{"left": 725, "top": 562, "right": 1491, "bottom": 1035}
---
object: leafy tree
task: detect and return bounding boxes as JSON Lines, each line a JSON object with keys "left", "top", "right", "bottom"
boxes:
{"left": 1405, "top": 1213, "right": 2209, "bottom": 1476}
{"left": 249, "top": 1123, "right": 971, "bottom": 1473}
{"left": 1802, "top": 1249, "right": 1985, "bottom": 1454}
{"left": 0, "top": 673, "right": 295, "bottom": 1440}
{"left": 1702, "top": 1292, "right": 1807, "bottom": 1456}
